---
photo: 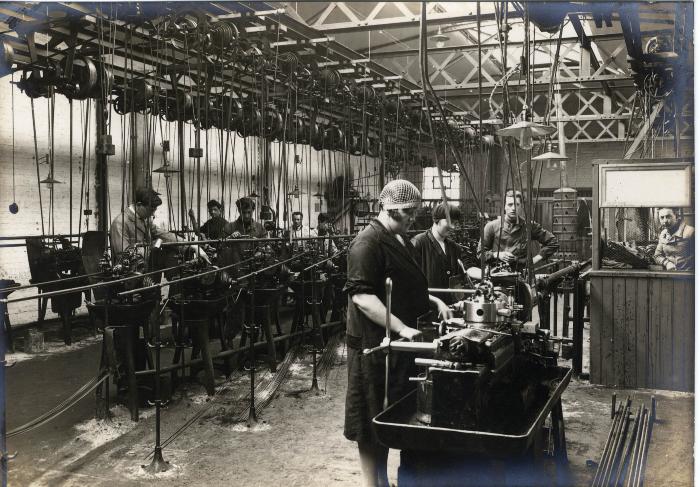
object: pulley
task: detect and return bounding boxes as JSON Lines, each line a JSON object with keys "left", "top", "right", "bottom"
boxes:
{"left": 58, "top": 55, "right": 97, "bottom": 100}
{"left": 0, "top": 40, "right": 15, "bottom": 76}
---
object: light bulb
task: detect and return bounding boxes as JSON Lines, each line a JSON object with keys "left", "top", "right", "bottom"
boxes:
{"left": 519, "top": 132, "right": 534, "bottom": 150}
{"left": 436, "top": 40, "right": 445, "bottom": 49}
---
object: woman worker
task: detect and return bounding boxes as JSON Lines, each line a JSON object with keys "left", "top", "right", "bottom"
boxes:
{"left": 343, "top": 179, "right": 452, "bottom": 487}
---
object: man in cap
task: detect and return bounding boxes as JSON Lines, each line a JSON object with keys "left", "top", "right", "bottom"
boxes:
{"left": 199, "top": 199, "right": 228, "bottom": 240}
{"left": 477, "top": 189, "right": 558, "bottom": 271}
{"left": 343, "top": 179, "right": 452, "bottom": 487}
{"left": 110, "top": 186, "right": 209, "bottom": 263}
{"left": 411, "top": 203, "right": 465, "bottom": 304}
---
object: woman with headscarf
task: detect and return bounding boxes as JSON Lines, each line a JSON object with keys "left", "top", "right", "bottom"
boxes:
{"left": 343, "top": 180, "right": 452, "bottom": 487}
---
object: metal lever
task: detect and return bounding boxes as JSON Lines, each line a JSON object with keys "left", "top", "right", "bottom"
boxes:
{"left": 383, "top": 278, "right": 392, "bottom": 410}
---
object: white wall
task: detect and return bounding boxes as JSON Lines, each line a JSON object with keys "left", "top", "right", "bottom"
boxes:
{"left": 0, "top": 76, "right": 381, "bottom": 324}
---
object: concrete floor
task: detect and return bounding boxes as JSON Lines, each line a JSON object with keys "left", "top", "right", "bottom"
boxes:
{"left": 5, "top": 306, "right": 694, "bottom": 486}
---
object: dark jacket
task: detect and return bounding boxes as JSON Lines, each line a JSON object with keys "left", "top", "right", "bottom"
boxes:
{"left": 411, "top": 229, "right": 463, "bottom": 303}
{"left": 344, "top": 219, "right": 430, "bottom": 348}
{"left": 219, "top": 218, "right": 267, "bottom": 265}
{"left": 343, "top": 219, "right": 430, "bottom": 444}
{"left": 200, "top": 216, "right": 228, "bottom": 239}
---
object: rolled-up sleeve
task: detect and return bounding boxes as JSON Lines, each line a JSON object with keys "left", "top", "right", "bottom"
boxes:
{"left": 532, "top": 223, "right": 559, "bottom": 260}
{"left": 150, "top": 222, "right": 178, "bottom": 244}
{"left": 344, "top": 240, "right": 382, "bottom": 297}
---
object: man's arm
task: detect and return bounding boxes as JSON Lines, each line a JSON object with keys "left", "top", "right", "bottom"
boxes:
{"left": 477, "top": 221, "right": 496, "bottom": 262}
{"left": 653, "top": 237, "right": 666, "bottom": 266}
{"left": 150, "top": 220, "right": 179, "bottom": 243}
{"left": 531, "top": 222, "right": 559, "bottom": 261}
{"left": 410, "top": 234, "right": 425, "bottom": 269}
{"left": 109, "top": 214, "right": 126, "bottom": 257}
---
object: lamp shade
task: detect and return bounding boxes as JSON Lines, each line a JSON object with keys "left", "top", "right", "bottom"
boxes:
{"left": 496, "top": 120, "right": 556, "bottom": 150}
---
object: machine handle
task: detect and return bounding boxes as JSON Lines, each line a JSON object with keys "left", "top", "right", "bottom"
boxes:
{"left": 383, "top": 278, "right": 392, "bottom": 410}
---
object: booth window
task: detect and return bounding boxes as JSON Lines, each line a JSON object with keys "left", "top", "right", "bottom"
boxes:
{"left": 596, "top": 162, "right": 694, "bottom": 271}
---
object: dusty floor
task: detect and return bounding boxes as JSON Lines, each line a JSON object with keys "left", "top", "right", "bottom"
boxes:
{"left": 6, "top": 310, "right": 694, "bottom": 486}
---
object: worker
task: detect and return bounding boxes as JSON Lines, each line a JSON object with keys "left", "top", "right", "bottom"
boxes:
{"left": 199, "top": 199, "right": 228, "bottom": 239}
{"left": 654, "top": 207, "right": 694, "bottom": 271}
{"left": 110, "top": 186, "right": 209, "bottom": 263}
{"left": 343, "top": 179, "right": 452, "bottom": 487}
{"left": 223, "top": 197, "right": 266, "bottom": 239}
{"left": 411, "top": 203, "right": 465, "bottom": 303}
{"left": 220, "top": 197, "right": 266, "bottom": 265}
{"left": 477, "top": 189, "right": 558, "bottom": 272}
{"left": 287, "top": 211, "right": 315, "bottom": 250}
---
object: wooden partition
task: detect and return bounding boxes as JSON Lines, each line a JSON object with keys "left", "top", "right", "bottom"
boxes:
{"left": 590, "top": 270, "right": 694, "bottom": 391}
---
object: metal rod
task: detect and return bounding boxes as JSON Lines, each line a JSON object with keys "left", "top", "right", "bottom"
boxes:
{"left": 159, "top": 234, "right": 356, "bottom": 247}
{"left": 246, "top": 273, "right": 258, "bottom": 426}
{"left": 301, "top": 250, "right": 346, "bottom": 273}
{"left": 614, "top": 404, "right": 642, "bottom": 486}
{"left": 383, "top": 278, "right": 392, "bottom": 410}
{"left": 118, "top": 251, "right": 313, "bottom": 297}
{"left": 0, "top": 271, "right": 105, "bottom": 293}
{"left": 602, "top": 397, "right": 632, "bottom": 486}
{"left": 592, "top": 403, "right": 623, "bottom": 486}
{"left": 428, "top": 288, "right": 476, "bottom": 295}
{"left": 635, "top": 406, "right": 654, "bottom": 487}
{"left": 625, "top": 406, "right": 645, "bottom": 487}
{"left": 1, "top": 262, "right": 190, "bottom": 304}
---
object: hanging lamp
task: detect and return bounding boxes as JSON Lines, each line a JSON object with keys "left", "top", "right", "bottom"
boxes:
{"left": 431, "top": 25, "right": 450, "bottom": 48}
{"left": 496, "top": 120, "right": 556, "bottom": 150}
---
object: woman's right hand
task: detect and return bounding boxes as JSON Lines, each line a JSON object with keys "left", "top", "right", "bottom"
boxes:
{"left": 398, "top": 326, "right": 422, "bottom": 341}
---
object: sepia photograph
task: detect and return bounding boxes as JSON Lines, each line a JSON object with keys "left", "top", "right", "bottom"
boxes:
{"left": 0, "top": 1, "right": 694, "bottom": 485}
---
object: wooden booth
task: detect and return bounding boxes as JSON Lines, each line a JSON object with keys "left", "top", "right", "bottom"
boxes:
{"left": 589, "top": 158, "right": 694, "bottom": 392}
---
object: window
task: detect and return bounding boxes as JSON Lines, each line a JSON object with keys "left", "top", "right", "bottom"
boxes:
{"left": 422, "top": 167, "right": 460, "bottom": 200}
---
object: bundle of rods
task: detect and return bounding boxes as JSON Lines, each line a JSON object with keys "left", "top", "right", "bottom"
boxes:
{"left": 591, "top": 395, "right": 656, "bottom": 487}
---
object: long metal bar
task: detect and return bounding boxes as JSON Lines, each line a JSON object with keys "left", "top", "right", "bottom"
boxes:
{"left": 368, "top": 33, "right": 633, "bottom": 58}
{"left": 160, "top": 234, "right": 356, "bottom": 247}
{"left": 0, "top": 270, "right": 104, "bottom": 292}
{"left": 428, "top": 288, "right": 476, "bottom": 295}
{"left": 118, "top": 250, "right": 313, "bottom": 297}
{"left": 592, "top": 403, "right": 624, "bottom": 486}
{"left": 0, "top": 233, "right": 83, "bottom": 240}
{"left": 0, "top": 262, "right": 189, "bottom": 304}
{"left": 301, "top": 250, "right": 346, "bottom": 273}
{"left": 312, "top": 10, "right": 511, "bottom": 33}
{"left": 614, "top": 404, "right": 642, "bottom": 486}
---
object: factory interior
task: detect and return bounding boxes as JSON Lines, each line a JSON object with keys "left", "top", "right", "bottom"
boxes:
{"left": 0, "top": 1, "right": 694, "bottom": 486}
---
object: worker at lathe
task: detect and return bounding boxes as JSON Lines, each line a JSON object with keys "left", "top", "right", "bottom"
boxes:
{"left": 110, "top": 186, "right": 210, "bottom": 264}
{"left": 411, "top": 203, "right": 465, "bottom": 304}
{"left": 199, "top": 199, "right": 229, "bottom": 240}
{"left": 343, "top": 179, "right": 452, "bottom": 487}
{"left": 220, "top": 197, "right": 266, "bottom": 265}
{"left": 477, "top": 189, "right": 558, "bottom": 272}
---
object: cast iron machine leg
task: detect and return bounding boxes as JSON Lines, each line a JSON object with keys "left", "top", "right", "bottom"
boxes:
{"left": 0, "top": 291, "right": 15, "bottom": 484}
{"left": 142, "top": 299, "right": 171, "bottom": 474}
{"left": 195, "top": 315, "right": 216, "bottom": 396}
